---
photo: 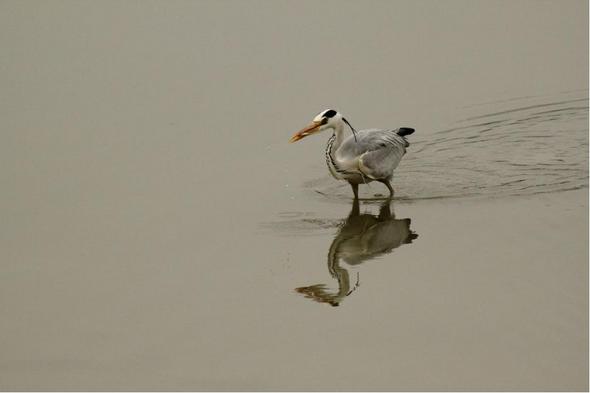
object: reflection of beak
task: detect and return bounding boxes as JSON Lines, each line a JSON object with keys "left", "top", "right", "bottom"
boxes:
{"left": 289, "top": 121, "right": 322, "bottom": 143}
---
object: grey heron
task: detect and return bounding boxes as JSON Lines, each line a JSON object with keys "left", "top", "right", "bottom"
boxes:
{"left": 290, "top": 109, "right": 415, "bottom": 199}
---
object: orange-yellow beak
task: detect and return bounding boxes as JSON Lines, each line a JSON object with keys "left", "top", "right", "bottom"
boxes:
{"left": 289, "top": 121, "right": 322, "bottom": 143}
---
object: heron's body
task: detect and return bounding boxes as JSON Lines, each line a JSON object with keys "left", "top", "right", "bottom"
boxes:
{"left": 325, "top": 127, "right": 411, "bottom": 185}
{"left": 290, "top": 109, "right": 415, "bottom": 198}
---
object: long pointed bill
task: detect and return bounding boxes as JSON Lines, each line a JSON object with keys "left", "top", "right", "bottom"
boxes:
{"left": 289, "top": 121, "right": 322, "bottom": 143}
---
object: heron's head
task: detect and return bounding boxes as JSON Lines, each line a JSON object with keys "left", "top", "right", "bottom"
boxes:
{"left": 289, "top": 109, "right": 343, "bottom": 143}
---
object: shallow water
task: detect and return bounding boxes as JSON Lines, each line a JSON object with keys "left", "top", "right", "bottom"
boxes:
{"left": 268, "top": 89, "right": 589, "bottom": 311}
{"left": 0, "top": 1, "right": 588, "bottom": 391}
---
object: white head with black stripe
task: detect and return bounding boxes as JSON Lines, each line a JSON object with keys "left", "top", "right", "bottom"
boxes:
{"left": 290, "top": 109, "right": 358, "bottom": 143}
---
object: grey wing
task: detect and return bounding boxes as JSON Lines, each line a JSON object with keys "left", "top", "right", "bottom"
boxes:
{"left": 336, "top": 128, "right": 408, "bottom": 180}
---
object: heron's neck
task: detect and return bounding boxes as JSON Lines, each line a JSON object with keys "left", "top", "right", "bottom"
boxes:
{"left": 325, "top": 122, "right": 346, "bottom": 178}
{"left": 329, "top": 122, "right": 346, "bottom": 155}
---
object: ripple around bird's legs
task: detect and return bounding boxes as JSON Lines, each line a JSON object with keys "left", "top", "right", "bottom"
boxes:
{"left": 305, "top": 92, "right": 589, "bottom": 203}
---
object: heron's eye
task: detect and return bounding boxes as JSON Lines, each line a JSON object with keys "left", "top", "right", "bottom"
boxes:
{"left": 320, "top": 117, "right": 328, "bottom": 125}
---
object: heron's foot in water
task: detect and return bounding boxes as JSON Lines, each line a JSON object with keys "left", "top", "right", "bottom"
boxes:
{"left": 374, "top": 193, "right": 394, "bottom": 200}
{"left": 358, "top": 195, "right": 392, "bottom": 202}
{"left": 378, "top": 180, "right": 395, "bottom": 198}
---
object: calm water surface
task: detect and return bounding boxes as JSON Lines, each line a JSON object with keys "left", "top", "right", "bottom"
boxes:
{"left": 1, "top": 1, "right": 587, "bottom": 390}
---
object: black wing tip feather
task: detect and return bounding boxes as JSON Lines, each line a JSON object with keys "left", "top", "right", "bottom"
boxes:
{"left": 397, "top": 127, "right": 415, "bottom": 137}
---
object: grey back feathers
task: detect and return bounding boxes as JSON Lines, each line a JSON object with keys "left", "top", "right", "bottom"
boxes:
{"left": 333, "top": 128, "right": 414, "bottom": 182}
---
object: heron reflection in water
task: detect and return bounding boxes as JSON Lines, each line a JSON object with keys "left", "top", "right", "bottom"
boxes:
{"left": 296, "top": 199, "right": 417, "bottom": 306}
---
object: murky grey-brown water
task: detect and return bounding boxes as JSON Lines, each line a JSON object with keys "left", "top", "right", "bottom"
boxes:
{"left": 1, "top": 1, "right": 588, "bottom": 391}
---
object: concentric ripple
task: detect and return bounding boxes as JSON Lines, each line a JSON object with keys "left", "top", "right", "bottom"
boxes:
{"left": 305, "top": 92, "right": 588, "bottom": 202}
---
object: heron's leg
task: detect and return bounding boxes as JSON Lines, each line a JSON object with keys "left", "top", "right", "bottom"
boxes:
{"left": 350, "top": 182, "right": 359, "bottom": 200}
{"left": 378, "top": 199, "right": 392, "bottom": 220}
{"left": 379, "top": 180, "right": 394, "bottom": 198}
{"left": 349, "top": 197, "right": 360, "bottom": 218}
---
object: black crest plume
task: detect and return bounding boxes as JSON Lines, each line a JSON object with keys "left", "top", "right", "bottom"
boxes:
{"left": 342, "top": 117, "right": 358, "bottom": 142}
